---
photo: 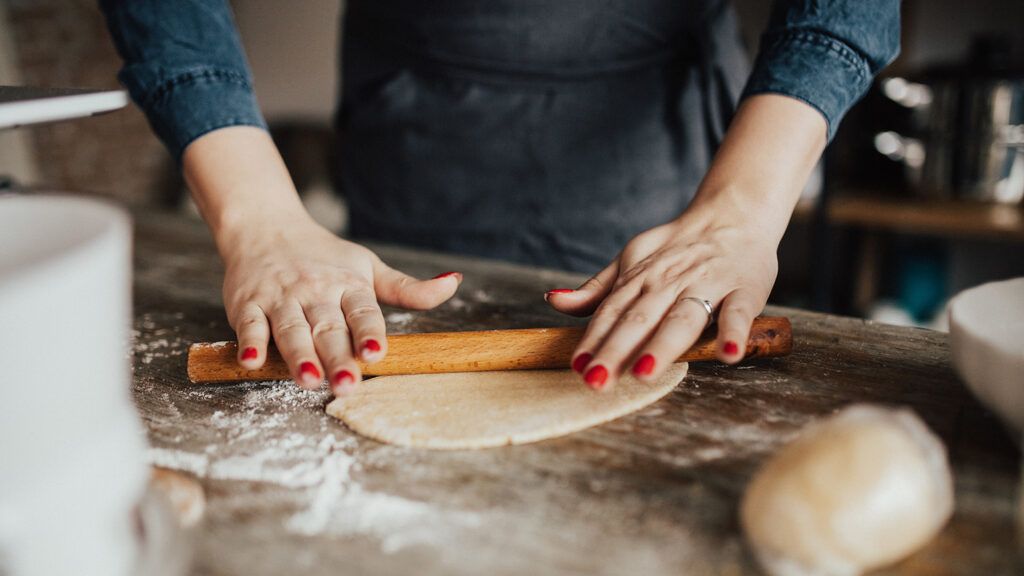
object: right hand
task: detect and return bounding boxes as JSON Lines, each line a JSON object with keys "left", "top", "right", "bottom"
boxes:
{"left": 221, "top": 214, "right": 461, "bottom": 394}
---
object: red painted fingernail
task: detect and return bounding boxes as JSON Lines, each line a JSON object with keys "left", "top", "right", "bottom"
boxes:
{"left": 584, "top": 365, "right": 608, "bottom": 389}
{"left": 241, "top": 347, "right": 258, "bottom": 361}
{"left": 299, "top": 361, "right": 321, "bottom": 381}
{"left": 632, "top": 354, "right": 656, "bottom": 376}
{"left": 572, "top": 352, "right": 593, "bottom": 374}
{"left": 544, "top": 288, "right": 574, "bottom": 302}
{"left": 433, "top": 271, "right": 462, "bottom": 280}
{"left": 333, "top": 370, "right": 354, "bottom": 387}
{"left": 724, "top": 341, "right": 740, "bottom": 355}
{"left": 363, "top": 339, "right": 381, "bottom": 353}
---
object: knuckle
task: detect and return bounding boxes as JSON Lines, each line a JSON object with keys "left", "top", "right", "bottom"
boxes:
{"left": 581, "top": 275, "right": 607, "bottom": 293}
{"left": 345, "top": 305, "right": 380, "bottom": 321}
{"left": 621, "top": 310, "right": 649, "bottom": 324}
{"left": 274, "top": 319, "right": 309, "bottom": 335}
{"left": 595, "top": 303, "right": 625, "bottom": 320}
{"left": 238, "top": 316, "right": 267, "bottom": 332}
{"left": 311, "top": 320, "right": 348, "bottom": 338}
{"left": 724, "top": 302, "right": 753, "bottom": 318}
{"left": 666, "top": 307, "right": 699, "bottom": 323}
{"left": 661, "top": 261, "right": 692, "bottom": 283}
{"left": 395, "top": 274, "right": 414, "bottom": 291}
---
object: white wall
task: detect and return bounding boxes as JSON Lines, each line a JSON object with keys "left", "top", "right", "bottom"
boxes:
{"left": 231, "top": 0, "right": 341, "bottom": 123}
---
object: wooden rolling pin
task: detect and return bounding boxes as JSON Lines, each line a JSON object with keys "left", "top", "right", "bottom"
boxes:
{"left": 187, "top": 316, "right": 791, "bottom": 384}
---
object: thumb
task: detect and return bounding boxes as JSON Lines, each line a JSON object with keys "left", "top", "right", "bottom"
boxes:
{"left": 373, "top": 259, "right": 461, "bottom": 310}
{"left": 545, "top": 259, "right": 618, "bottom": 317}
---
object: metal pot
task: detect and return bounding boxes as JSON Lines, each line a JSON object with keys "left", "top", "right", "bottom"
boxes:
{"left": 874, "top": 49, "right": 1024, "bottom": 204}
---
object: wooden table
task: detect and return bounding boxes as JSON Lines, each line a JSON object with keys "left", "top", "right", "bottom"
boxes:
{"left": 131, "top": 211, "right": 1022, "bottom": 575}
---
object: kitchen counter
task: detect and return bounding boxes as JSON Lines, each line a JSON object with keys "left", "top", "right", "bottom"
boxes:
{"left": 131, "top": 210, "right": 1022, "bottom": 575}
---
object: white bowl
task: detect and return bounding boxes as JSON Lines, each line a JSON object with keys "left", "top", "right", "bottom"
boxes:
{"left": 948, "top": 277, "right": 1024, "bottom": 433}
{"left": 0, "top": 195, "right": 147, "bottom": 576}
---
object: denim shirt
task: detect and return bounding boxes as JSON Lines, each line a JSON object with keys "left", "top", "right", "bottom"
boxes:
{"left": 100, "top": 0, "right": 899, "bottom": 163}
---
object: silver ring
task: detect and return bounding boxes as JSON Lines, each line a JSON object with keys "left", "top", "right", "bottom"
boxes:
{"left": 679, "top": 296, "right": 715, "bottom": 328}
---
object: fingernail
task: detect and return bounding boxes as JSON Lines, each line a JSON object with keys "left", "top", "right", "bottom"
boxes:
{"left": 632, "top": 354, "right": 656, "bottom": 376}
{"left": 299, "top": 361, "right": 321, "bottom": 383}
{"left": 572, "top": 352, "right": 593, "bottom": 374}
{"left": 584, "top": 365, "right": 608, "bottom": 389}
{"left": 240, "top": 346, "right": 258, "bottom": 361}
{"left": 544, "top": 288, "right": 574, "bottom": 302}
{"left": 333, "top": 370, "right": 354, "bottom": 386}
{"left": 724, "top": 341, "right": 740, "bottom": 355}
{"left": 433, "top": 271, "right": 462, "bottom": 281}
{"left": 362, "top": 339, "right": 382, "bottom": 360}
{"left": 331, "top": 370, "right": 355, "bottom": 394}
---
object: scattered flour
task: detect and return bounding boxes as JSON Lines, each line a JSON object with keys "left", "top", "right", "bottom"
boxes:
{"left": 145, "top": 379, "right": 481, "bottom": 552}
{"left": 470, "top": 289, "right": 494, "bottom": 303}
{"left": 131, "top": 312, "right": 187, "bottom": 365}
{"left": 384, "top": 311, "right": 416, "bottom": 328}
{"left": 446, "top": 297, "right": 470, "bottom": 311}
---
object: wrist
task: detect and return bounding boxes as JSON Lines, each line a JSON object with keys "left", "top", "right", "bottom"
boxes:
{"left": 211, "top": 202, "right": 313, "bottom": 260}
{"left": 180, "top": 125, "right": 314, "bottom": 256}
{"left": 682, "top": 183, "right": 793, "bottom": 244}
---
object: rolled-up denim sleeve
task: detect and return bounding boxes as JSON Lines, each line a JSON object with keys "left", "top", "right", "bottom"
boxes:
{"left": 99, "top": 0, "right": 267, "bottom": 161}
{"left": 741, "top": 0, "right": 901, "bottom": 140}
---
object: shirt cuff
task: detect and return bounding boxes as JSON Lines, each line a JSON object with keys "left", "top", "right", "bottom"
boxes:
{"left": 742, "top": 30, "right": 873, "bottom": 141}
{"left": 122, "top": 67, "right": 268, "bottom": 162}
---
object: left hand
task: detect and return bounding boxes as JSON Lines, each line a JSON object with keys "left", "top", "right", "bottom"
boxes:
{"left": 546, "top": 201, "right": 778, "bottom": 390}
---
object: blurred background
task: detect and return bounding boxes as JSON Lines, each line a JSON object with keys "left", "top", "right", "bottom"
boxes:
{"left": 1, "top": 0, "right": 1022, "bottom": 327}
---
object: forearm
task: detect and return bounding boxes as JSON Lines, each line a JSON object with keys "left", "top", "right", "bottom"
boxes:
{"left": 182, "top": 126, "right": 311, "bottom": 258}
{"left": 686, "top": 94, "right": 826, "bottom": 243}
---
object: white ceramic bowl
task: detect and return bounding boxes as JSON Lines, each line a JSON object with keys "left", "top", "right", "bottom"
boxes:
{"left": 948, "top": 277, "right": 1024, "bottom": 434}
{"left": 0, "top": 195, "right": 147, "bottom": 576}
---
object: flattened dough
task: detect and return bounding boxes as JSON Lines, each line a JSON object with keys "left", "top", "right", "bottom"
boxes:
{"left": 326, "top": 364, "right": 687, "bottom": 449}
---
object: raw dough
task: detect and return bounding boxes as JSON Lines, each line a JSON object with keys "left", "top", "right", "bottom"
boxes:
{"left": 326, "top": 364, "right": 687, "bottom": 449}
{"left": 741, "top": 404, "right": 954, "bottom": 576}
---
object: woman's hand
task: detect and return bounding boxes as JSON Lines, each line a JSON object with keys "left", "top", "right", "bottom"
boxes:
{"left": 546, "top": 201, "right": 777, "bottom": 389}
{"left": 220, "top": 214, "right": 461, "bottom": 394}
{"left": 182, "top": 126, "right": 461, "bottom": 395}
{"left": 547, "top": 94, "right": 827, "bottom": 389}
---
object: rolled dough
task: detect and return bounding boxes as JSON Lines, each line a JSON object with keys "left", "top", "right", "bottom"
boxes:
{"left": 326, "top": 364, "right": 687, "bottom": 449}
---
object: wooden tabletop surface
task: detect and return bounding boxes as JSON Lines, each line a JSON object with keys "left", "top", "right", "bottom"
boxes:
{"left": 131, "top": 211, "right": 1022, "bottom": 575}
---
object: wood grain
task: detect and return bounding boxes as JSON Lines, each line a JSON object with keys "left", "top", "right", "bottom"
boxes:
{"left": 130, "top": 212, "right": 1023, "bottom": 576}
{"left": 186, "top": 317, "right": 792, "bottom": 383}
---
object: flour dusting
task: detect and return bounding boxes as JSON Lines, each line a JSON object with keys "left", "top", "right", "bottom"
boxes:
{"left": 384, "top": 311, "right": 416, "bottom": 328}
{"left": 144, "top": 378, "right": 480, "bottom": 552}
{"left": 131, "top": 311, "right": 189, "bottom": 365}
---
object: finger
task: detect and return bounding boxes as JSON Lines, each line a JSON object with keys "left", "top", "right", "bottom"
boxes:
{"left": 373, "top": 258, "right": 461, "bottom": 310}
{"left": 715, "top": 288, "right": 765, "bottom": 364}
{"left": 341, "top": 287, "right": 387, "bottom": 363}
{"left": 269, "top": 299, "right": 323, "bottom": 390}
{"left": 545, "top": 259, "right": 618, "bottom": 317}
{"left": 304, "top": 302, "right": 362, "bottom": 396}
{"left": 632, "top": 292, "right": 720, "bottom": 383}
{"left": 570, "top": 280, "right": 642, "bottom": 386}
{"left": 231, "top": 302, "right": 270, "bottom": 370}
{"left": 587, "top": 290, "right": 678, "bottom": 387}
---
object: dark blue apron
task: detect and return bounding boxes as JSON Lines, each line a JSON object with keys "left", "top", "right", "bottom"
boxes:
{"left": 335, "top": 0, "right": 749, "bottom": 273}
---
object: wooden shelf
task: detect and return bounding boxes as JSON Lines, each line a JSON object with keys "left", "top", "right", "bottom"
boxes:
{"left": 827, "top": 193, "right": 1024, "bottom": 242}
